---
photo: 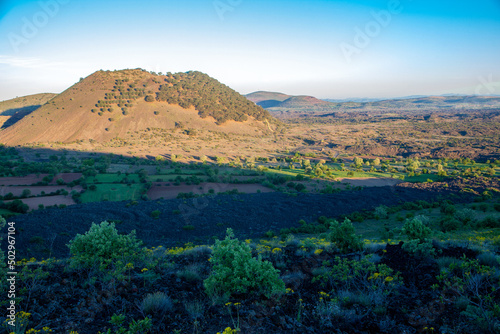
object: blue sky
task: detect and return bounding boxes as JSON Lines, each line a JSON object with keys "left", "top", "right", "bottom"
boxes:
{"left": 0, "top": 0, "right": 499, "bottom": 101}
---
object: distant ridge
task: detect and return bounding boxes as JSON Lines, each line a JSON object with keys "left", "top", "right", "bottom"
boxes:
{"left": 246, "top": 91, "right": 338, "bottom": 114}
{"left": 247, "top": 91, "right": 500, "bottom": 118}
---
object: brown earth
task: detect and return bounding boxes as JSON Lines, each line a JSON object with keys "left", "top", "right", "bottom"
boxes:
{"left": 0, "top": 93, "right": 56, "bottom": 113}
{"left": 0, "top": 173, "right": 82, "bottom": 186}
{"left": 0, "top": 185, "right": 82, "bottom": 197}
{"left": 336, "top": 177, "right": 402, "bottom": 187}
{"left": 4, "top": 195, "right": 76, "bottom": 210}
{"left": 147, "top": 182, "right": 275, "bottom": 200}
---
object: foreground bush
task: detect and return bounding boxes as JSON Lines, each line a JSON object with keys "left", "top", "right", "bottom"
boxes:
{"left": 68, "top": 221, "right": 143, "bottom": 269}
{"left": 402, "top": 217, "right": 435, "bottom": 257}
{"left": 204, "top": 229, "right": 285, "bottom": 299}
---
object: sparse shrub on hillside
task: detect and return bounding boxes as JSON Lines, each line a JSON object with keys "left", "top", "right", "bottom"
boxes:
{"left": 155, "top": 71, "right": 271, "bottom": 123}
{"left": 145, "top": 95, "right": 155, "bottom": 102}
{"left": 204, "top": 229, "right": 285, "bottom": 300}
{"left": 67, "top": 221, "right": 142, "bottom": 269}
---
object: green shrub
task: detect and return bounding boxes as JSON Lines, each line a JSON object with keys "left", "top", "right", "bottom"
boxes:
{"left": 151, "top": 210, "right": 161, "bottom": 219}
{"left": 440, "top": 217, "right": 462, "bottom": 231}
{"left": 327, "top": 218, "right": 364, "bottom": 253}
{"left": 176, "top": 264, "right": 202, "bottom": 282}
{"left": 440, "top": 203, "right": 456, "bottom": 215}
{"left": 402, "top": 218, "right": 435, "bottom": 257}
{"left": 477, "top": 216, "right": 500, "bottom": 228}
{"left": 141, "top": 292, "right": 173, "bottom": 315}
{"left": 106, "top": 314, "right": 153, "bottom": 334}
{"left": 312, "top": 255, "right": 402, "bottom": 296}
{"left": 68, "top": 221, "right": 142, "bottom": 269}
{"left": 295, "top": 183, "right": 306, "bottom": 192}
{"left": 477, "top": 252, "right": 500, "bottom": 268}
{"left": 402, "top": 217, "right": 432, "bottom": 242}
{"left": 204, "top": 229, "right": 285, "bottom": 299}
{"left": 454, "top": 208, "right": 477, "bottom": 224}
{"left": 374, "top": 205, "right": 388, "bottom": 220}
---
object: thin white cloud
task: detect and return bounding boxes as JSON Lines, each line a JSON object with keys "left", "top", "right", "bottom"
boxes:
{"left": 0, "top": 55, "right": 80, "bottom": 70}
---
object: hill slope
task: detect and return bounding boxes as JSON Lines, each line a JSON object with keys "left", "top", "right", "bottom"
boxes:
{"left": 247, "top": 91, "right": 338, "bottom": 116}
{"left": 277, "top": 96, "right": 334, "bottom": 108}
{"left": 0, "top": 93, "right": 56, "bottom": 128}
{"left": 0, "top": 69, "right": 274, "bottom": 145}
{"left": 246, "top": 91, "right": 292, "bottom": 108}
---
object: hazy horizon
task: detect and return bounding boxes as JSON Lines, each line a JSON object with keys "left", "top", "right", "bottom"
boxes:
{"left": 1, "top": 0, "right": 500, "bottom": 101}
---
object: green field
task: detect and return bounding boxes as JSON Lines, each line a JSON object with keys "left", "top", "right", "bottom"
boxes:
{"left": 80, "top": 183, "right": 144, "bottom": 203}
{"left": 87, "top": 174, "right": 141, "bottom": 184}
{"left": 0, "top": 208, "right": 17, "bottom": 217}
{"left": 147, "top": 174, "right": 208, "bottom": 182}
{"left": 159, "top": 169, "right": 205, "bottom": 175}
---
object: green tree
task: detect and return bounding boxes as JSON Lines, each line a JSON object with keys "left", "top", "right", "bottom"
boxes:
{"left": 354, "top": 157, "right": 364, "bottom": 168}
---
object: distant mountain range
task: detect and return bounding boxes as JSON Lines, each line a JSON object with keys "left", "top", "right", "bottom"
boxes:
{"left": 246, "top": 91, "right": 500, "bottom": 117}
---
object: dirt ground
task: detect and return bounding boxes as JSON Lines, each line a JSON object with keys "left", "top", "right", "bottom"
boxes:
{"left": 4, "top": 195, "right": 76, "bottom": 210}
{"left": 147, "top": 182, "right": 275, "bottom": 200}
{"left": 337, "top": 177, "right": 403, "bottom": 187}
{"left": 0, "top": 173, "right": 82, "bottom": 186}
{"left": 0, "top": 185, "right": 82, "bottom": 197}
